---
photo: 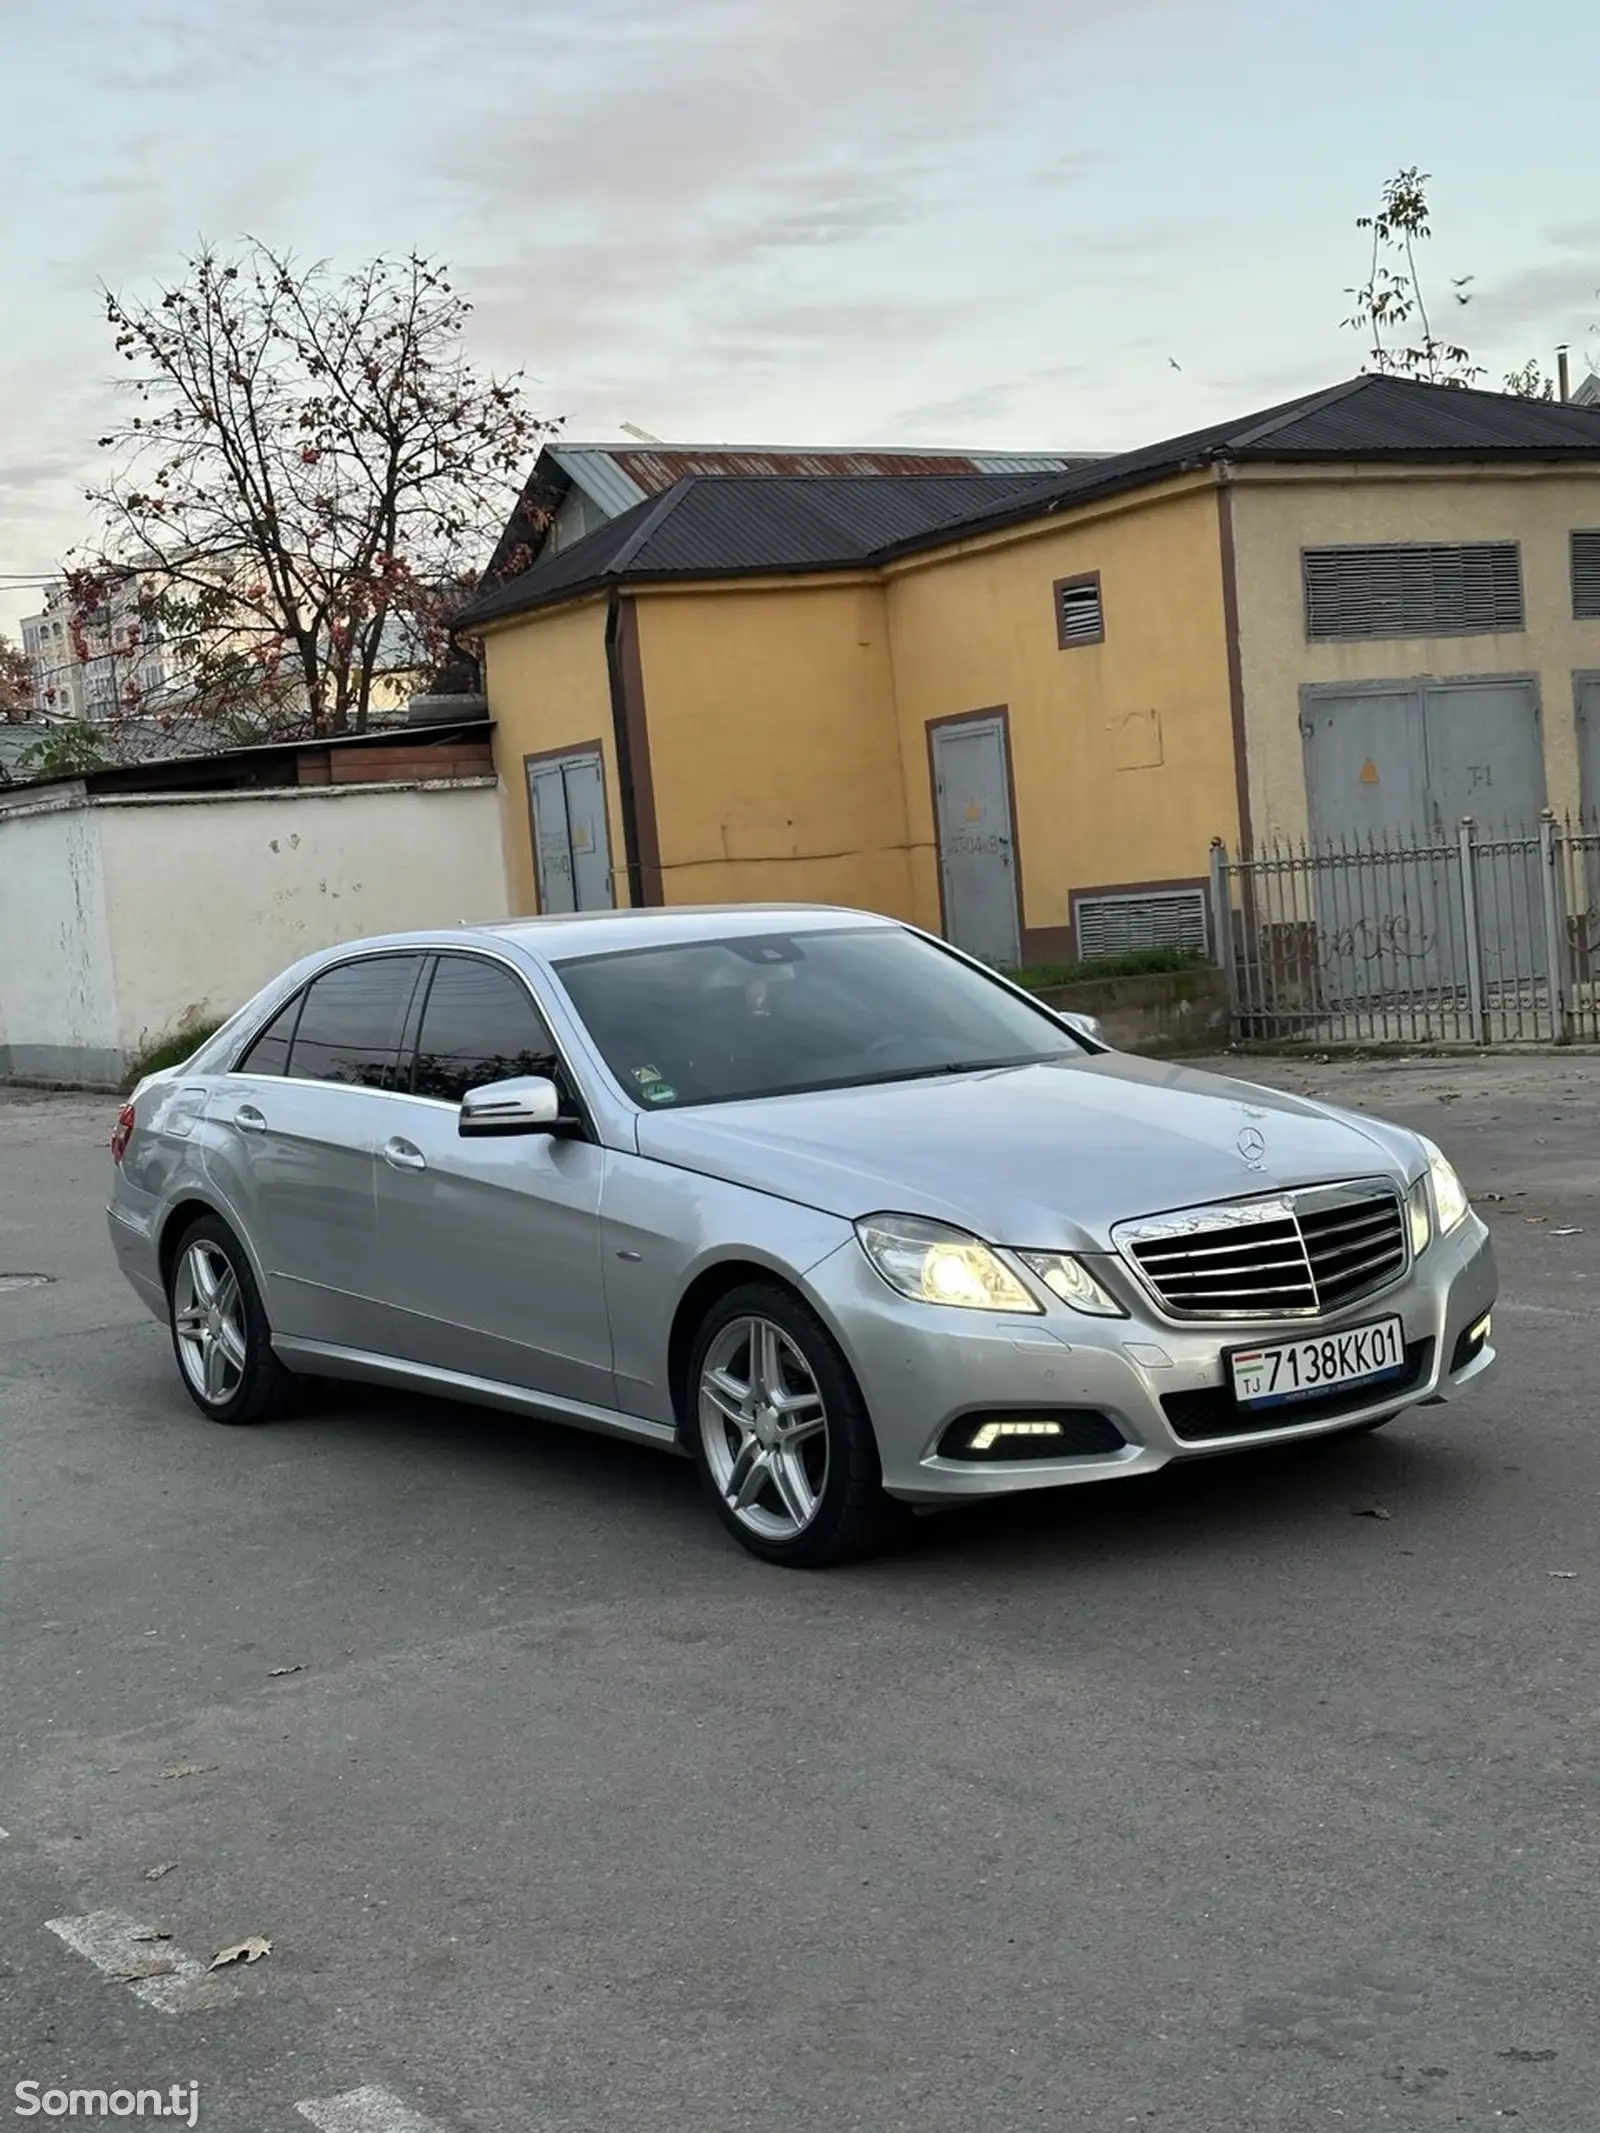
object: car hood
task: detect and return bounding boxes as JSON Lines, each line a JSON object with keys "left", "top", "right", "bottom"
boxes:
{"left": 634, "top": 1052, "right": 1420, "bottom": 1250}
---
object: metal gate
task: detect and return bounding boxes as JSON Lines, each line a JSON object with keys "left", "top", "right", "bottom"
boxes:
{"left": 930, "top": 714, "right": 1020, "bottom": 966}
{"left": 1301, "top": 679, "right": 1546, "bottom": 996}
{"left": 526, "top": 750, "right": 614, "bottom": 914}
{"left": 1212, "top": 812, "right": 1600, "bottom": 1045}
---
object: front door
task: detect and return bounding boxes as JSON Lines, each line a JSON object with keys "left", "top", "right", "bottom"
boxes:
{"left": 930, "top": 714, "right": 1020, "bottom": 967}
{"left": 369, "top": 952, "right": 615, "bottom": 1408}
{"left": 527, "top": 750, "right": 615, "bottom": 914}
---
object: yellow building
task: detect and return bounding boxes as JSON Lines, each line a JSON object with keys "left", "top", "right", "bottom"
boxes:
{"left": 459, "top": 377, "right": 1600, "bottom": 968}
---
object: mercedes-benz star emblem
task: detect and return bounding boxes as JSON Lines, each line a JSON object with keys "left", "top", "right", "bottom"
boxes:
{"left": 1237, "top": 1127, "right": 1267, "bottom": 1168}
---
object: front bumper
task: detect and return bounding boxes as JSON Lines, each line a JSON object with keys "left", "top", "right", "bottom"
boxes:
{"left": 806, "top": 1213, "right": 1497, "bottom": 1503}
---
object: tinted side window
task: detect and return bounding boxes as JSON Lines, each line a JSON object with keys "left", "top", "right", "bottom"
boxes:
{"left": 235, "top": 992, "right": 304, "bottom": 1077}
{"left": 286, "top": 955, "right": 424, "bottom": 1090}
{"left": 412, "top": 956, "right": 557, "bottom": 1105}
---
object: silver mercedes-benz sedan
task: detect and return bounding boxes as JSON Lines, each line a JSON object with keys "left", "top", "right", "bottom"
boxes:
{"left": 108, "top": 905, "right": 1497, "bottom": 1565}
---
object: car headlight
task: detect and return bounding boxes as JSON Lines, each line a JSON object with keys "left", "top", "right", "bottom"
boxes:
{"left": 1420, "top": 1139, "right": 1470, "bottom": 1238}
{"left": 1407, "top": 1177, "right": 1432, "bottom": 1256}
{"left": 855, "top": 1214, "right": 1040, "bottom": 1313}
{"left": 1016, "top": 1250, "right": 1126, "bottom": 1317}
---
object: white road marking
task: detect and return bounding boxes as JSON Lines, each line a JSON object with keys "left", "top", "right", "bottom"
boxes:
{"left": 45, "top": 1910, "right": 240, "bottom": 2014}
{"left": 0, "top": 1825, "right": 10, "bottom": 1839}
{"left": 296, "top": 2089, "right": 450, "bottom": 2133}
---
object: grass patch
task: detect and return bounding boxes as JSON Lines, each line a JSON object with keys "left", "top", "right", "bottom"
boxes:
{"left": 123, "top": 1019, "right": 225, "bottom": 1091}
{"left": 1006, "top": 947, "right": 1213, "bottom": 991}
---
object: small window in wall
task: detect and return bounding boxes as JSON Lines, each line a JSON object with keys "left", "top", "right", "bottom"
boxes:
{"left": 1303, "top": 541, "right": 1524, "bottom": 640}
{"left": 1054, "top": 572, "right": 1105, "bottom": 648}
{"left": 1572, "top": 530, "right": 1600, "bottom": 619}
{"left": 1073, "top": 887, "right": 1208, "bottom": 961}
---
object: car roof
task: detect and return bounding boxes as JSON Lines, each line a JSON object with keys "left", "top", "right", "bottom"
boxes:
{"left": 475, "top": 903, "right": 899, "bottom": 962}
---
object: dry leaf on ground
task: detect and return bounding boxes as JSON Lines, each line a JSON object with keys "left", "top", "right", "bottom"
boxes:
{"left": 210, "top": 1935, "right": 272, "bottom": 1970}
{"left": 119, "top": 1957, "right": 177, "bottom": 1981}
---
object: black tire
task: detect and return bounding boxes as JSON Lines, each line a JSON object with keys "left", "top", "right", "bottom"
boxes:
{"left": 165, "top": 1213, "right": 297, "bottom": 1426}
{"left": 684, "top": 1280, "right": 906, "bottom": 1568}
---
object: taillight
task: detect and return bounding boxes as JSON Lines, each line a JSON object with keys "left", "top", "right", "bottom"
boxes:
{"left": 110, "top": 1104, "right": 135, "bottom": 1165}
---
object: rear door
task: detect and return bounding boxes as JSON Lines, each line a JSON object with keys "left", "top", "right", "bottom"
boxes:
{"left": 369, "top": 952, "right": 615, "bottom": 1406}
{"left": 208, "top": 954, "right": 425, "bottom": 1346}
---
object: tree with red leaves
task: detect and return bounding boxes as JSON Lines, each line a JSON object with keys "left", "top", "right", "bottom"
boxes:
{"left": 0, "top": 633, "right": 34, "bottom": 723}
{"left": 87, "top": 240, "right": 555, "bottom": 738}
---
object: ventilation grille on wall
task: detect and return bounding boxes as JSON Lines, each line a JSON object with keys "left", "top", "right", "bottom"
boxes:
{"left": 1572, "top": 530, "right": 1600, "bottom": 619}
{"left": 1303, "top": 541, "right": 1524, "bottom": 640}
{"left": 1073, "top": 888, "right": 1208, "bottom": 961}
{"left": 1055, "top": 573, "right": 1104, "bottom": 648}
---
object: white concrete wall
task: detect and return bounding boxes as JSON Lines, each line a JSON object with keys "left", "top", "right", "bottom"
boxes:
{"left": 0, "top": 778, "right": 510, "bottom": 1084}
{"left": 0, "top": 789, "right": 122, "bottom": 1083}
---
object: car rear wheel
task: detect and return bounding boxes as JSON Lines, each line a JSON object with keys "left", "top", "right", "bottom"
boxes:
{"left": 687, "top": 1282, "right": 903, "bottom": 1567}
{"left": 167, "top": 1215, "right": 296, "bottom": 1426}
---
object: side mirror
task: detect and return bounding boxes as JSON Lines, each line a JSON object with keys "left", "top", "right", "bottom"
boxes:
{"left": 459, "top": 1075, "right": 565, "bottom": 1137}
{"left": 1058, "top": 1009, "right": 1106, "bottom": 1047}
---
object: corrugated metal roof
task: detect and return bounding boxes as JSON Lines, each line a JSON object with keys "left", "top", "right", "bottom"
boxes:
{"left": 458, "top": 471, "right": 1064, "bottom": 628}
{"left": 461, "top": 376, "right": 1600, "bottom": 630}
{"left": 549, "top": 448, "right": 651, "bottom": 518}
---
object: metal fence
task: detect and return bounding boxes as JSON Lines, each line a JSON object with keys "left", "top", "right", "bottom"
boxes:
{"left": 1210, "top": 813, "right": 1600, "bottom": 1045}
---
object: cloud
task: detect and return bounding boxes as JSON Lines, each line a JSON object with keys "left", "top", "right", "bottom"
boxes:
{"left": 442, "top": 1, "right": 1184, "bottom": 339}
{"left": 1469, "top": 256, "right": 1600, "bottom": 340}
{"left": 886, "top": 362, "right": 1098, "bottom": 439}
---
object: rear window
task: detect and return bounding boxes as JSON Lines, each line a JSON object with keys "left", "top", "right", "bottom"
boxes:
{"left": 235, "top": 993, "right": 303, "bottom": 1077}
{"left": 282, "top": 955, "right": 424, "bottom": 1090}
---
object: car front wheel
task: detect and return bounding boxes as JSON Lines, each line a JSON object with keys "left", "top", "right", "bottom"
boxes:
{"left": 687, "top": 1281, "right": 902, "bottom": 1567}
{"left": 167, "top": 1215, "right": 296, "bottom": 1426}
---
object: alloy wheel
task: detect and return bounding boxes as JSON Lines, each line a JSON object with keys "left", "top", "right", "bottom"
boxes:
{"left": 172, "top": 1239, "right": 249, "bottom": 1407}
{"left": 697, "top": 1315, "right": 830, "bottom": 1540}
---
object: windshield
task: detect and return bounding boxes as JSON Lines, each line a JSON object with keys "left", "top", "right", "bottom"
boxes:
{"left": 552, "top": 926, "right": 1084, "bottom": 1109}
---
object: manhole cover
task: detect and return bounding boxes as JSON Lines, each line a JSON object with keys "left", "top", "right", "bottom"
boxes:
{"left": 0, "top": 1273, "right": 53, "bottom": 1292}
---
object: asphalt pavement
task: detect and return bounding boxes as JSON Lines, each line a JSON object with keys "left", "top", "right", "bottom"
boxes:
{"left": 2, "top": 1054, "right": 1597, "bottom": 2133}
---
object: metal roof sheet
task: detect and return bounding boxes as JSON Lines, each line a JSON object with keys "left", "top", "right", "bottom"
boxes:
{"left": 457, "top": 471, "right": 1065, "bottom": 628}
{"left": 461, "top": 377, "right": 1600, "bottom": 630}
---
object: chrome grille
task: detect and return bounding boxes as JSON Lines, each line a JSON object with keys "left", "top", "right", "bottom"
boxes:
{"left": 1117, "top": 1186, "right": 1407, "bottom": 1321}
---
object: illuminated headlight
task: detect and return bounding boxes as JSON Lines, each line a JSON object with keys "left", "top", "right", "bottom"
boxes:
{"left": 1016, "top": 1250, "right": 1126, "bottom": 1317}
{"left": 1407, "top": 1177, "right": 1432, "bottom": 1257}
{"left": 1421, "top": 1138, "right": 1470, "bottom": 1237}
{"left": 855, "top": 1215, "right": 1039, "bottom": 1313}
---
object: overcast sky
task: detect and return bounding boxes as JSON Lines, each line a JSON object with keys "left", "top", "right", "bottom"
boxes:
{"left": 3, "top": 0, "right": 1598, "bottom": 632}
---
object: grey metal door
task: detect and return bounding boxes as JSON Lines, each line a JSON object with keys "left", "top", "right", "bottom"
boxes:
{"left": 1577, "top": 675, "right": 1600, "bottom": 813}
{"left": 1301, "top": 686, "right": 1444, "bottom": 998}
{"left": 1423, "top": 679, "right": 1546, "bottom": 989}
{"left": 527, "top": 750, "right": 614, "bottom": 913}
{"left": 931, "top": 716, "right": 1019, "bottom": 967}
{"left": 1302, "top": 679, "right": 1545, "bottom": 994}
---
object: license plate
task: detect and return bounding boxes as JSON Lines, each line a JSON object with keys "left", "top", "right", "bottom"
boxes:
{"left": 1229, "top": 1315, "right": 1406, "bottom": 1410}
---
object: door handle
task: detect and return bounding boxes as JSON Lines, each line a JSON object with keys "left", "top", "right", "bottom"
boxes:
{"left": 235, "top": 1103, "right": 267, "bottom": 1134}
{"left": 383, "top": 1137, "right": 427, "bottom": 1173}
